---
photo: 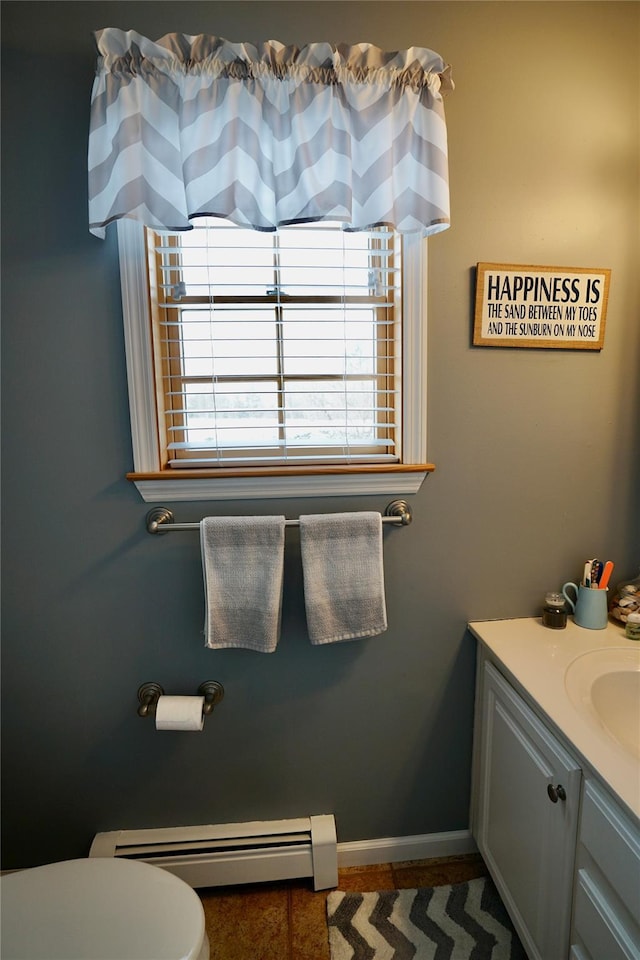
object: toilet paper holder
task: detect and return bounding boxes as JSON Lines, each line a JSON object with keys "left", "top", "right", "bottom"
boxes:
{"left": 137, "top": 681, "right": 224, "bottom": 718}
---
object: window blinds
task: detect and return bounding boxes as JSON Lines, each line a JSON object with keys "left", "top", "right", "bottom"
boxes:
{"left": 148, "top": 219, "right": 402, "bottom": 469}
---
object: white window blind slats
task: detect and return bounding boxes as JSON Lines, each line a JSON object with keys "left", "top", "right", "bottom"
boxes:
{"left": 159, "top": 290, "right": 396, "bottom": 301}
{"left": 160, "top": 303, "right": 395, "bottom": 309}
{"left": 165, "top": 393, "right": 394, "bottom": 404}
{"left": 166, "top": 424, "right": 398, "bottom": 436}
{"left": 159, "top": 317, "right": 395, "bottom": 330}
{"left": 166, "top": 455, "right": 400, "bottom": 469}
{"left": 165, "top": 407, "right": 394, "bottom": 416}
{"left": 167, "top": 440, "right": 397, "bottom": 449}
{"left": 148, "top": 217, "right": 401, "bottom": 469}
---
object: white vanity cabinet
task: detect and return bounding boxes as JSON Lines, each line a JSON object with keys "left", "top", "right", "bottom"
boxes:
{"left": 471, "top": 655, "right": 582, "bottom": 960}
{"left": 470, "top": 622, "right": 640, "bottom": 960}
{"left": 571, "top": 778, "right": 640, "bottom": 960}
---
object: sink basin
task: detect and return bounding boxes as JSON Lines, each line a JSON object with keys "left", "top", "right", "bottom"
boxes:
{"left": 565, "top": 647, "right": 640, "bottom": 760}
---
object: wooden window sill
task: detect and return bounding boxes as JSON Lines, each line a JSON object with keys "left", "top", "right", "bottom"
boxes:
{"left": 126, "top": 464, "right": 435, "bottom": 503}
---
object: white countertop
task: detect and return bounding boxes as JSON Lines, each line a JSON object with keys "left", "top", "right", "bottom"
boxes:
{"left": 468, "top": 617, "right": 640, "bottom": 821}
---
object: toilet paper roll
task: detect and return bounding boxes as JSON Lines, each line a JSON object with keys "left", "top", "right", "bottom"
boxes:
{"left": 155, "top": 695, "right": 205, "bottom": 731}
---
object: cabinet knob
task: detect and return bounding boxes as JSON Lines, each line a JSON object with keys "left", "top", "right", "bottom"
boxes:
{"left": 547, "top": 783, "right": 567, "bottom": 803}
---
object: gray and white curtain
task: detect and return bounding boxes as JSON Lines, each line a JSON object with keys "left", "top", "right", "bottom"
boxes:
{"left": 88, "top": 29, "right": 454, "bottom": 238}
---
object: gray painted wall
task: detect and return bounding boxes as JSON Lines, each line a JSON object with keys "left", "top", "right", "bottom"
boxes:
{"left": 2, "top": 1, "right": 638, "bottom": 870}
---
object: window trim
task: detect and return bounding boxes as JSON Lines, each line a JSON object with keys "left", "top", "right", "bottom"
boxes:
{"left": 117, "top": 219, "right": 433, "bottom": 502}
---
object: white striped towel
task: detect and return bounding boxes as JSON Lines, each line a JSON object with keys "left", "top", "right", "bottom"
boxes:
{"left": 299, "top": 512, "right": 387, "bottom": 645}
{"left": 200, "top": 516, "right": 285, "bottom": 653}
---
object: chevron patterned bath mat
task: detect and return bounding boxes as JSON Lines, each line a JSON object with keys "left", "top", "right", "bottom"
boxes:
{"left": 327, "top": 877, "right": 526, "bottom": 960}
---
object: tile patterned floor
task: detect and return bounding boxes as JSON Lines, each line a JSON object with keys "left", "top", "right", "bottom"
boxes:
{"left": 198, "top": 854, "right": 489, "bottom": 960}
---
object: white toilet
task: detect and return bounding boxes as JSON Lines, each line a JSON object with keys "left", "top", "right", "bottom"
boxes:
{"left": 0, "top": 857, "right": 210, "bottom": 960}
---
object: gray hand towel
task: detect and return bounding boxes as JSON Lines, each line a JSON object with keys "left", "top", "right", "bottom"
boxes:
{"left": 299, "top": 512, "right": 387, "bottom": 644}
{"left": 200, "top": 516, "right": 285, "bottom": 653}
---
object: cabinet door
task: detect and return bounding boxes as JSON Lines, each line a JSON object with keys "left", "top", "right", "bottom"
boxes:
{"left": 571, "top": 778, "right": 640, "bottom": 960}
{"left": 473, "top": 660, "right": 582, "bottom": 960}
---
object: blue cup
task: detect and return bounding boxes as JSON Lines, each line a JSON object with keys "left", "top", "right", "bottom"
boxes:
{"left": 562, "top": 582, "right": 608, "bottom": 630}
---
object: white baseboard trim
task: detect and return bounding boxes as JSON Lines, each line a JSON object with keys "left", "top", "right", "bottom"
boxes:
{"left": 337, "top": 830, "right": 477, "bottom": 868}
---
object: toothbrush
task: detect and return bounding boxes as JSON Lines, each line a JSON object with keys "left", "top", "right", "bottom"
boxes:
{"left": 590, "top": 559, "right": 603, "bottom": 588}
{"left": 598, "top": 561, "right": 614, "bottom": 590}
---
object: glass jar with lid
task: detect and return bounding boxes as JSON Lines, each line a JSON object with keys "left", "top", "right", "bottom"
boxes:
{"left": 625, "top": 612, "right": 640, "bottom": 640}
{"left": 608, "top": 570, "right": 640, "bottom": 624}
{"left": 543, "top": 592, "right": 567, "bottom": 629}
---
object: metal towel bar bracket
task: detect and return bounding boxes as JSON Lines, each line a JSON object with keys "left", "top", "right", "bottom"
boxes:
{"left": 145, "top": 499, "right": 412, "bottom": 534}
{"left": 137, "top": 681, "right": 224, "bottom": 718}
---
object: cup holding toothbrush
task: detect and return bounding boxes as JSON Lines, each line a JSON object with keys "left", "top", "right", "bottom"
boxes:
{"left": 562, "top": 582, "right": 608, "bottom": 629}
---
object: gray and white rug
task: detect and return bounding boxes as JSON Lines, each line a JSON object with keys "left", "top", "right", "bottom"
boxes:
{"left": 327, "top": 877, "right": 526, "bottom": 960}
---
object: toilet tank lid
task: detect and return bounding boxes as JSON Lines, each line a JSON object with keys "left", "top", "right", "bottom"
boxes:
{"left": 0, "top": 857, "right": 206, "bottom": 960}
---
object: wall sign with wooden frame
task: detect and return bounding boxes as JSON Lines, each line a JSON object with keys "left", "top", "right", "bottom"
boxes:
{"left": 474, "top": 263, "right": 611, "bottom": 350}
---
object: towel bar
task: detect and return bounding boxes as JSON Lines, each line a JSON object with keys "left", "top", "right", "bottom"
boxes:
{"left": 145, "top": 499, "right": 412, "bottom": 534}
{"left": 137, "top": 681, "right": 224, "bottom": 717}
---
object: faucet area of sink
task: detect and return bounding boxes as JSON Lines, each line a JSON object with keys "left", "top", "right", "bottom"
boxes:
{"left": 564, "top": 646, "right": 640, "bottom": 761}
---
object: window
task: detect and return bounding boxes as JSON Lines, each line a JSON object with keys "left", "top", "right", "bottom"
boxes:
{"left": 118, "top": 219, "right": 432, "bottom": 502}
{"left": 152, "top": 218, "right": 400, "bottom": 467}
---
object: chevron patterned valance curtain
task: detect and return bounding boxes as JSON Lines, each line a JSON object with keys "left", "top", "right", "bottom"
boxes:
{"left": 88, "top": 29, "right": 454, "bottom": 239}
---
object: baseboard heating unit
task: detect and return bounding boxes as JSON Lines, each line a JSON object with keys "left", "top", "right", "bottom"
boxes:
{"left": 90, "top": 815, "right": 338, "bottom": 890}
